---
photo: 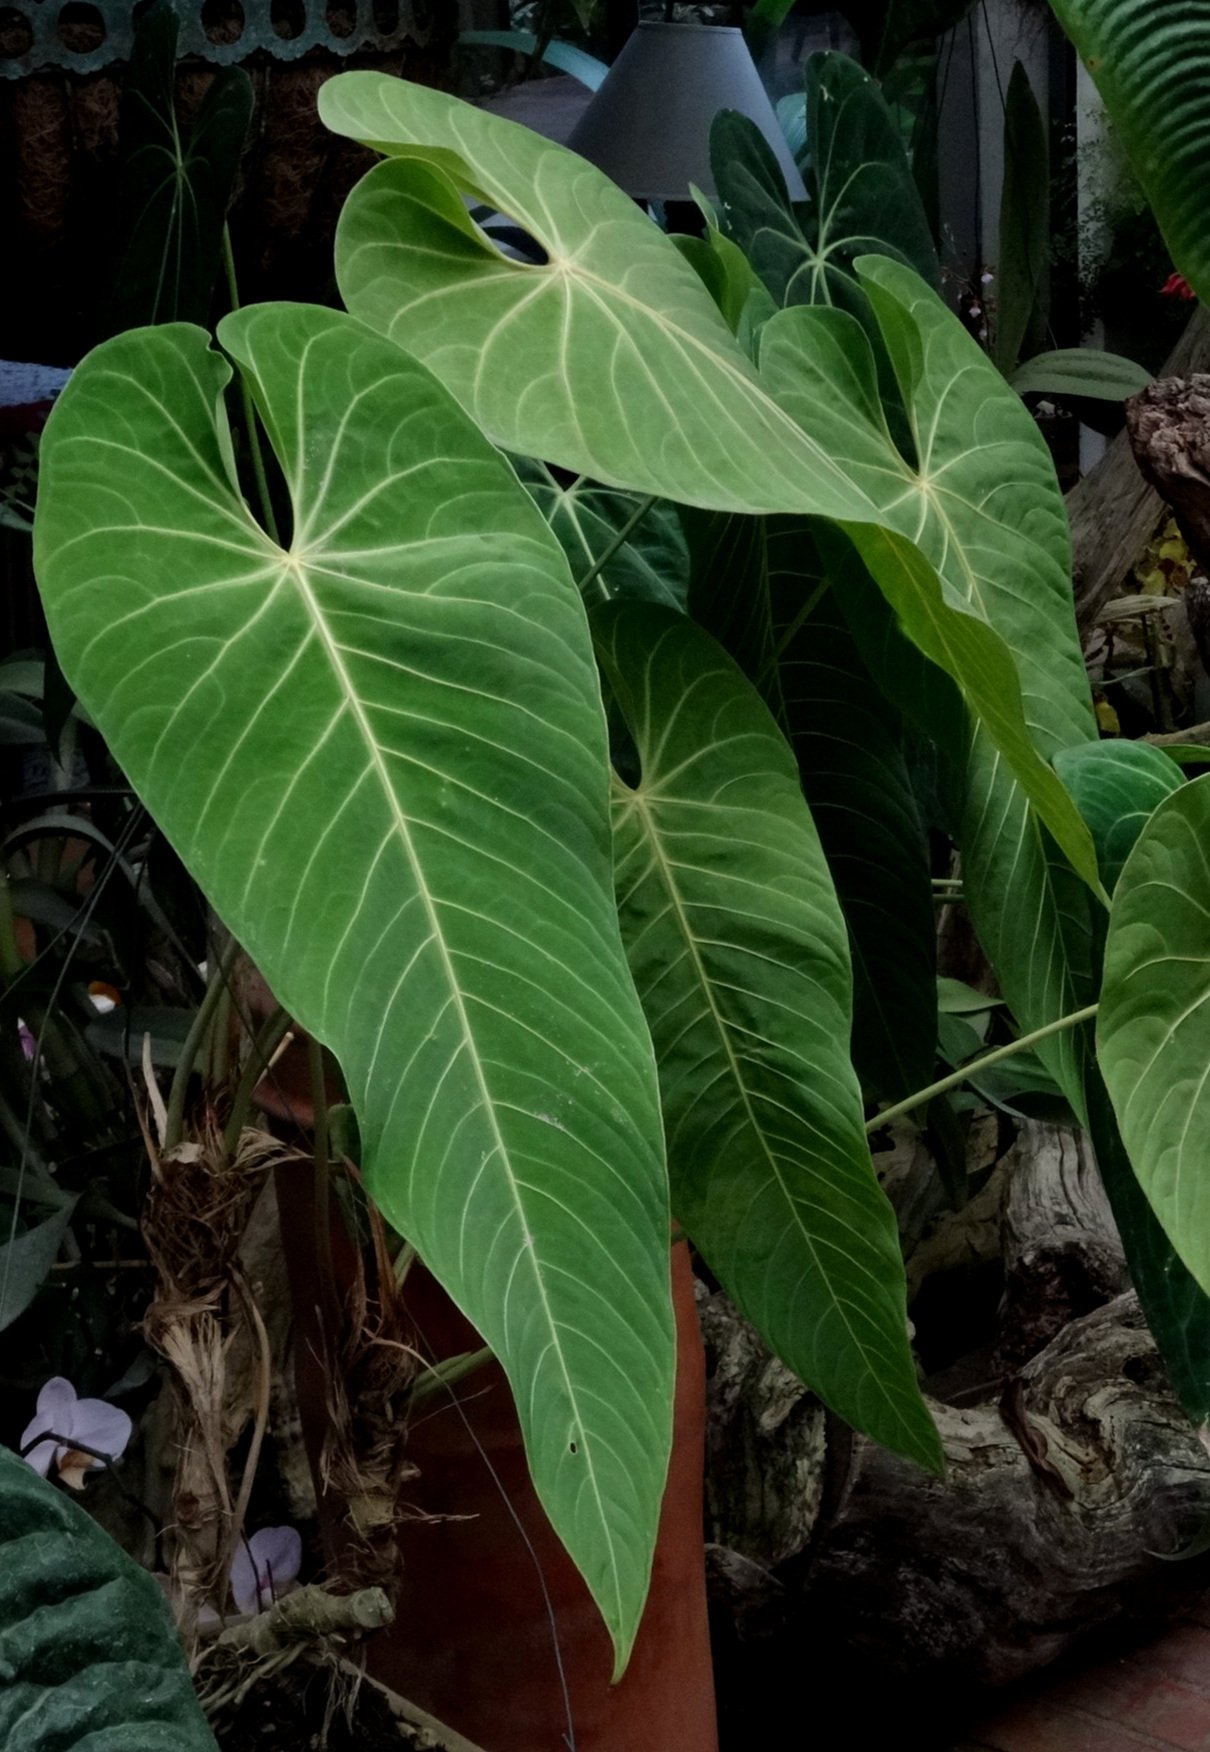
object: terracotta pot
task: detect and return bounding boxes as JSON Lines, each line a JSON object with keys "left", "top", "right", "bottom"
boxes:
{"left": 370, "top": 1241, "right": 719, "bottom": 1752}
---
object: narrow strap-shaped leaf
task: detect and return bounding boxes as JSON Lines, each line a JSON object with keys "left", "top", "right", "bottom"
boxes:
{"left": 32, "top": 306, "right": 673, "bottom": 1671}
{"left": 1048, "top": 0, "right": 1210, "bottom": 305}
{"left": 994, "top": 61, "right": 1049, "bottom": 377}
{"left": 1099, "top": 774, "right": 1210, "bottom": 1298}
{"left": 0, "top": 1444, "right": 217, "bottom": 1750}
{"left": 599, "top": 600, "right": 941, "bottom": 1471}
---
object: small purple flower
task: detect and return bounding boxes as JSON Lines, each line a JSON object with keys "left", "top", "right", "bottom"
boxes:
{"left": 230, "top": 1525, "right": 302, "bottom": 1615}
{"left": 20, "top": 1376, "right": 132, "bottom": 1488}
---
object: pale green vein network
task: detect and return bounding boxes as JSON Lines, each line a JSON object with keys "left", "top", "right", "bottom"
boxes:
{"left": 32, "top": 305, "right": 675, "bottom": 1671}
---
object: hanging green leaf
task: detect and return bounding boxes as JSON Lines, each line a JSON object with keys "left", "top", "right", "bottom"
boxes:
{"left": 773, "top": 568, "right": 937, "bottom": 1104}
{"left": 828, "top": 543, "right": 1095, "bottom": 1112}
{"left": 711, "top": 52, "right": 941, "bottom": 307}
{"left": 0, "top": 1444, "right": 217, "bottom": 1750}
{"left": 1048, "top": 0, "right": 1210, "bottom": 306}
{"left": 103, "top": 0, "right": 253, "bottom": 335}
{"left": 320, "top": 76, "right": 1098, "bottom": 900}
{"left": 994, "top": 61, "right": 1049, "bottom": 376}
{"left": 511, "top": 458, "right": 688, "bottom": 609}
{"left": 1084, "top": 1064, "right": 1210, "bottom": 1429}
{"left": 1098, "top": 774, "right": 1210, "bottom": 1298}
{"left": 599, "top": 600, "right": 941, "bottom": 1471}
{"left": 1011, "top": 347, "right": 1152, "bottom": 401}
{"left": 33, "top": 306, "right": 674, "bottom": 1674}
{"left": 837, "top": 0, "right": 978, "bottom": 76}
{"left": 1055, "top": 738, "right": 1185, "bottom": 892}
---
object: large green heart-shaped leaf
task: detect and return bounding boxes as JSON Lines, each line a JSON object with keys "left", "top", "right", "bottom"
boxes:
{"left": 1048, "top": 0, "right": 1210, "bottom": 305}
{"left": 599, "top": 600, "right": 941, "bottom": 1470}
{"left": 32, "top": 306, "right": 674, "bottom": 1672}
{"left": 712, "top": 52, "right": 941, "bottom": 308}
{"left": 0, "top": 1444, "right": 217, "bottom": 1750}
{"left": 1098, "top": 774, "right": 1210, "bottom": 1297}
{"left": 319, "top": 76, "right": 1097, "bottom": 896}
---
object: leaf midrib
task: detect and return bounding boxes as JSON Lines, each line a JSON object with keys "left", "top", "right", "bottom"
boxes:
{"left": 621, "top": 777, "right": 914, "bottom": 1433}
{"left": 288, "top": 548, "right": 622, "bottom": 1624}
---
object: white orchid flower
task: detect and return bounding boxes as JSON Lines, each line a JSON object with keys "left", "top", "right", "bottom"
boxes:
{"left": 19, "top": 1376, "right": 132, "bottom": 1489}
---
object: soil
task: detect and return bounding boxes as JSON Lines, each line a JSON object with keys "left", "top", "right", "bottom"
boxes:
{"left": 211, "top": 1660, "right": 443, "bottom": 1752}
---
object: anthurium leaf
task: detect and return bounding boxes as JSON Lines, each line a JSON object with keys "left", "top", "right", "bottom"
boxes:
{"left": 1047, "top": 0, "right": 1210, "bottom": 306}
{"left": 32, "top": 307, "right": 674, "bottom": 1673}
{"left": 599, "top": 600, "right": 941, "bottom": 1471}
{"left": 511, "top": 458, "right": 688, "bottom": 609}
{"left": 712, "top": 52, "right": 941, "bottom": 307}
{"left": 320, "top": 79, "right": 1098, "bottom": 895}
{"left": 103, "top": 0, "right": 252, "bottom": 334}
{"left": 994, "top": 61, "right": 1049, "bottom": 376}
{"left": 1099, "top": 774, "right": 1210, "bottom": 1299}
{"left": 1084, "top": 1062, "right": 1210, "bottom": 1427}
{"left": 1011, "top": 347, "right": 1152, "bottom": 401}
{"left": 1055, "top": 738, "right": 1185, "bottom": 892}
{"left": 0, "top": 1444, "right": 217, "bottom": 1749}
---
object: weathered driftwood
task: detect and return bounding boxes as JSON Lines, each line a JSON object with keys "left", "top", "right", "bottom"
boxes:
{"left": 1126, "top": 372, "right": 1210, "bottom": 673}
{"left": 1068, "top": 306, "right": 1210, "bottom": 638}
{"left": 704, "top": 1123, "right": 1210, "bottom": 1686}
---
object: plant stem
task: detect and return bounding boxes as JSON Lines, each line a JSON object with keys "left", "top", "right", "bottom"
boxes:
{"left": 307, "top": 1034, "right": 335, "bottom": 1298}
{"left": 164, "top": 938, "right": 239, "bottom": 1152}
{"left": 409, "top": 1345, "right": 494, "bottom": 1406}
{"left": 222, "top": 225, "right": 279, "bottom": 545}
{"left": 575, "top": 494, "right": 658, "bottom": 601}
{"left": 222, "top": 1004, "right": 292, "bottom": 1157}
{"left": 866, "top": 1001, "right": 1099, "bottom": 1133}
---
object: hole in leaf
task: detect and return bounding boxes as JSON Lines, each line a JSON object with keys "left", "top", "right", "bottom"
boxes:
{"left": 372, "top": 0, "right": 399, "bottom": 34}
{"left": 201, "top": 0, "right": 244, "bottom": 45}
{"left": 325, "top": 1, "right": 355, "bottom": 38}
{"left": 568, "top": 1441, "right": 577, "bottom": 1455}
{"left": 57, "top": 1, "right": 105, "bottom": 52}
{"left": 270, "top": 0, "right": 305, "bottom": 39}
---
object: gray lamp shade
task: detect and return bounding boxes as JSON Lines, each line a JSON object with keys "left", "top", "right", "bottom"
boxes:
{"left": 566, "top": 22, "right": 806, "bottom": 204}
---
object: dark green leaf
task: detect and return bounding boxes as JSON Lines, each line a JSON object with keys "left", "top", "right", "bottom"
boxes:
{"left": 511, "top": 458, "right": 688, "bottom": 609}
{"left": 104, "top": 0, "right": 253, "bottom": 333}
{"left": 1085, "top": 1063, "right": 1210, "bottom": 1426}
{"left": 995, "top": 62, "right": 1049, "bottom": 376}
{"left": 1048, "top": 0, "right": 1210, "bottom": 306}
{"left": 712, "top": 52, "right": 941, "bottom": 308}
{"left": 1054, "top": 738, "right": 1185, "bottom": 891}
{"left": 0, "top": 1444, "right": 217, "bottom": 1749}
{"left": 1011, "top": 348, "right": 1153, "bottom": 401}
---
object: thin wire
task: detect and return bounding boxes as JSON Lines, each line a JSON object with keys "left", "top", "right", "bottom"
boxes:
{"left": 406, "top": 1306, "right": 578, "bottom": 1751}
{"left": 1, "top": 803, "right": 146, "bottom": 1325}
